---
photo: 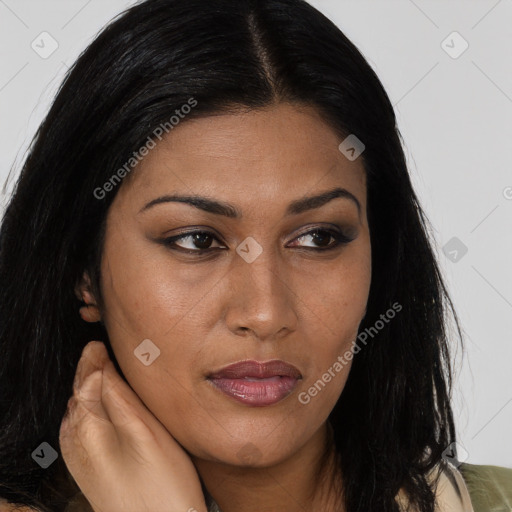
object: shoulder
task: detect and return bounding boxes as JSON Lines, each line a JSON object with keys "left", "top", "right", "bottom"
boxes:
{"left": 401, "top": 460, "right": 511, "bottom": 512}
{"left": 458, "top": 462, "right": 512, "bottom": 512}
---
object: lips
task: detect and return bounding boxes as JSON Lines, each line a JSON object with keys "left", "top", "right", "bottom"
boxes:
{"left": 207, "top": 360, "right": 302, "bottom": 407}
{"left": 208, "top": 359, "right": 302, "bottom": 380}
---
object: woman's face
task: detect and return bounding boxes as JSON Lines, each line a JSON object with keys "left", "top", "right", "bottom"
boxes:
{"left": 95, "top": 102, "right": 371, "bottom": 466}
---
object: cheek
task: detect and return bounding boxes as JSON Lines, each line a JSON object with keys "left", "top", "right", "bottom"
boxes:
{"left": 97, "top": 252, "right": 214, "bottom": 417}
{"left": 298, "top": 322, "right": 357, "bottom": 415}
{"left": 298, "top": 360, "right": 353, "bottom": 416}
{"left": 299, "top": 257, "right": 371, "bottom": 347}
{"left": 125, "top": 360, "right": 197, "bottom": 414}
{"left": 99, "top": 238, "right": 215, "bottom": 357}
{"left": 295, "top": 252, "right": 370, "bottom": 402}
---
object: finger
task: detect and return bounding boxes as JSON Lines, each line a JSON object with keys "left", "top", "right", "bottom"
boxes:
{"left": 59, "top": 395, "right": 77, "bottom": 437}
{"left": 76, "top": 368, "right": 110, "bottom": 422}
{"left": 72, "top": 343, "right": 113, "bottom": 422}
{"left": 61, "top": 371, "right": 110, "bottom": 446}
{"left": 73, "top": 341, "right": 109, "bottom": 392}
{"left": 60, "top": 368, "right": 118, "bottom": 464}
{"left": 100, "top": 358, "right": 150, "bottom": 432}
{"left": 99, "top": 358, "right": 174, "bottom": 450}
{"left": 61, "top": 342, "right": 109, "bottom": 436}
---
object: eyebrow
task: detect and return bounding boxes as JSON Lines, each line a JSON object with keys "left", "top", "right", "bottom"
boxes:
{"left": 138, "top": 186, "right": 361, "bottom": 218}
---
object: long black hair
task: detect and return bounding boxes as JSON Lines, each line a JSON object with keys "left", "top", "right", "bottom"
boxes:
{"left": 0, "top": 0, "right": 464, "bottom": 510}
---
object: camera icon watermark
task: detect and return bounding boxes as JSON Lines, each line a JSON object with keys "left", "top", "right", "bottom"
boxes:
{"left": 441, "top": 31, "right": 469, "bottom": 59}
{"left": 134, "top": 338, "right": 161, "bottom": 366}
{"left": 31, "top": 32, "right": 59, "bottom": 59}
{"left": 236, "top": 442, "right": 263, "bottom": 464}
{"left": 442, "top": 236, "right": 468, "bottom": 263}
{"left": 442, "top": 441, "right": 469, "bottom": 468}
{"left": 338, "top": 134, "right": 365, "bottom": 161}
{"left": 31, "top": 441, "right": 58, "bottom": 469}
{"left": 503, "top": 186, "right": 512, "bottom": 200}
{"left": 236, "top": 236, "right": 263, "bottom": 263}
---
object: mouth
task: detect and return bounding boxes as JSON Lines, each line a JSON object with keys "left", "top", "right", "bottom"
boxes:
{"left": 207, "top": 359, "right": 302, "bottom": 407}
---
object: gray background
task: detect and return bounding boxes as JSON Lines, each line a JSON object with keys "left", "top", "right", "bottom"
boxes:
{"left": 0, "top": 0, "right": 511, "bottom": 468}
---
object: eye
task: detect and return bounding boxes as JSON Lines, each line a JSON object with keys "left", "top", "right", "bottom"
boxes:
{"left": 288, "top": 227, "right": 355, "bottom": 251}
{"left": 162, "top": 230, "right": 227, "bottom": 253}
{"left": 160, "top": 226, "right": 355, "bottom": 255}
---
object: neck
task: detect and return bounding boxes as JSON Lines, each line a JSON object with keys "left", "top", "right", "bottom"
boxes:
{"left": 192, "top": 421, "right": 344, "bottom": 512}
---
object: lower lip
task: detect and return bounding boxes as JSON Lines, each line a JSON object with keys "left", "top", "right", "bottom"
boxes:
{"left": 208, "top": 376, "right": 299, "bottom": 406}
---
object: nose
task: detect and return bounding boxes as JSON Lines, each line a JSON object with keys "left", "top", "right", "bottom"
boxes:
{"left": 224, "top": 248, "right": 298, "bottom": 341}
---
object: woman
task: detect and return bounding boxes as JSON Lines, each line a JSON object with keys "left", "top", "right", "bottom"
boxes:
{"left": 0, "top": 0, "right": 510, "bottom": 511}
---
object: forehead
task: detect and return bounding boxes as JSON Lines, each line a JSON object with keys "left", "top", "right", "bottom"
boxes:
{"left": 115, "top": 103, "right": 366, "bottom": 213}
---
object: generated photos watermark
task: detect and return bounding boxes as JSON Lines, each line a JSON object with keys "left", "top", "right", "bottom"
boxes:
{"left": 298, "top": 301, "right": 403, "bottom": 405}
{"left": 93, "top": 97, "right": 198, "bottom": 200}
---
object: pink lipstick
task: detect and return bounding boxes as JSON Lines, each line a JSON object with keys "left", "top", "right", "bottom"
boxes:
{"left": 207, "top": 360, "right": 301, "bottom": 406}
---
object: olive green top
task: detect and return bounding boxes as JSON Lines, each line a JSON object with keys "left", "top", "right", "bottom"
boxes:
{"left": 459, "top": 462, "right": 512, "bottom": 512}
{"left": 205, "top": 462, "right": 512, "bottom": 512}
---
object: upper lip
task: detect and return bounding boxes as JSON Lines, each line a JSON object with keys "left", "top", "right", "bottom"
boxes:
{"left": 208, "top": 359, "right": 302, "bottom": 379}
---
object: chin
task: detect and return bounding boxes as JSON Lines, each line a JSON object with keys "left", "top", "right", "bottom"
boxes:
{"left": 205, "top": 436, "right": 299, "bottom": 469}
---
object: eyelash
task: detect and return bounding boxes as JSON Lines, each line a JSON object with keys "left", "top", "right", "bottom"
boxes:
{"left": 161, "top": 227, "right": 355, "bottom": 255}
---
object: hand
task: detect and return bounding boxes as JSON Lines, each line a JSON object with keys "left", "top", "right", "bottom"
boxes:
{"left": 59, "top": 341, "right": 208, "bottom": 512}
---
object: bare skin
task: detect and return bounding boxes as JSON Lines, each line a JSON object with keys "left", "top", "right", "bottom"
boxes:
{"left": 59, "top": 341, "right": 209, "bottom": 512}
{"left": 64, "top": 102, "right": 371, "bottom": 512}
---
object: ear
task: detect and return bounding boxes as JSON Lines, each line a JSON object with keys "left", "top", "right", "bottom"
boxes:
{"left": 75, "top": 272, "right": 102, "bottom": 323}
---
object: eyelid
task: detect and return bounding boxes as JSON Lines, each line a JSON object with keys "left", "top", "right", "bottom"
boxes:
{"left": 160, "top": 224, "right": 356, "bottom": 254}
{"left": 287, "top": 225, "right": 356, "bottom": 249}
{"left": 162, "top": 229, "right": 227, "bottom": 252}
